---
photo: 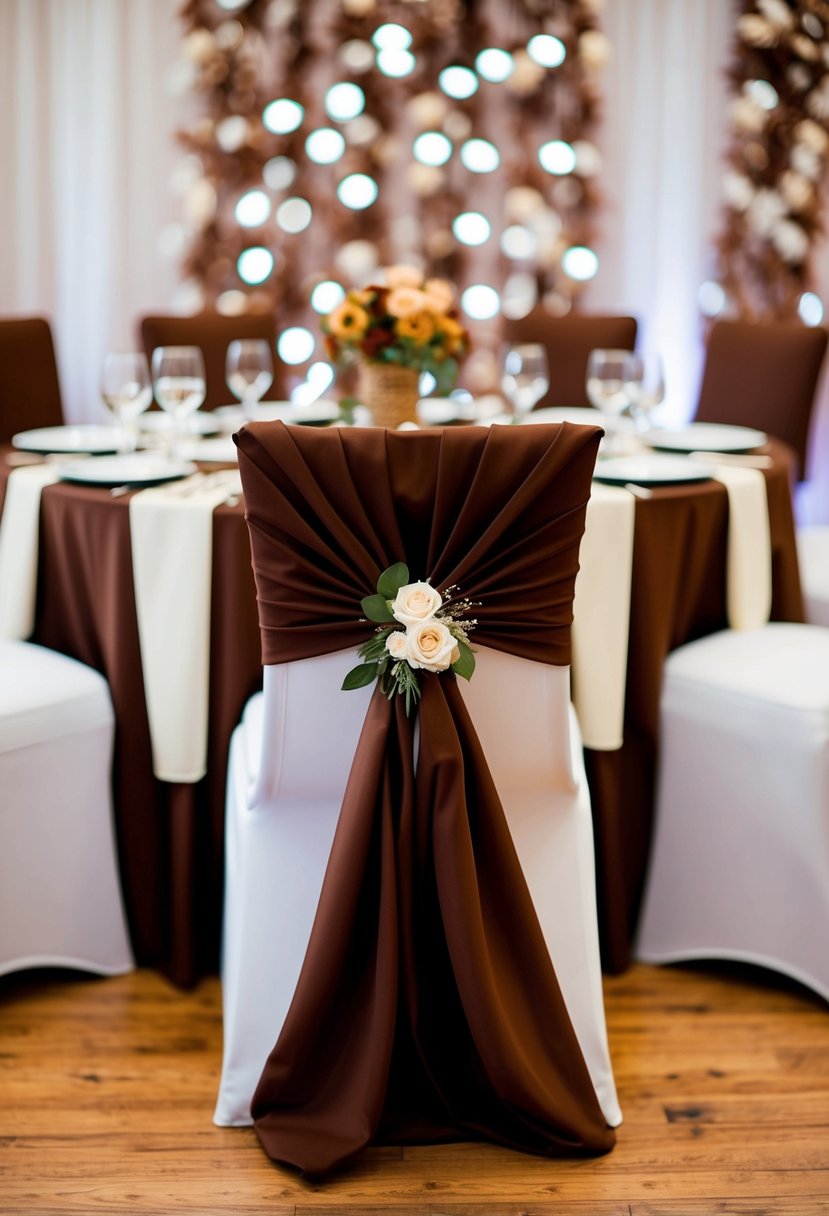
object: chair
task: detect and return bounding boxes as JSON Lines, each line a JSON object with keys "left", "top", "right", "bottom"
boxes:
{"left": 0, "top": 640, "right": 134, "bottom": 977}
{"left": 0, "top": 316, "right": 64, "bottom": 443}
{"left": 214, "top": 421, "right": 620, "bottom": 1174}
{"left": 635, "top": 623, "right": 829, "bottom": 1003}
{"left": 694, "top": 319, "right": 828, "bottom": 479}
{"left": 796, "top": 526, "right": 829, "bottom": 627}
{"left": 139, "top": 311, "right": 280, "bottom": 411}
{"left": 502, "top": 309, "right": 638, "bottom": 409}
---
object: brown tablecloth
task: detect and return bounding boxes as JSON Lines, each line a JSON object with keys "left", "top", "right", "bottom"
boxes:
{"left": 0, "top": 439, "right": 804, "bottom": 984}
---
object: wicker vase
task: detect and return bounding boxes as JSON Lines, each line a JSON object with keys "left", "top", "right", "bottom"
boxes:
{"left": 359, "top": 362, "right": 420, "bottom": 429}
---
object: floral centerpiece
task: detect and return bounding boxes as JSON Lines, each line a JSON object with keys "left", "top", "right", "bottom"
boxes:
{"left": 321, "top": 265, "right": 470, "bottom": 427}
{"left": 343, "top": 562, "right": 476, "bottom": 715}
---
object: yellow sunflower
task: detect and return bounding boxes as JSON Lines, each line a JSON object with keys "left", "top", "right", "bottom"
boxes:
{"left": 326, "top": 300, "right": 370, "bottom": 342}
{"left": 395, "top": 311, "right": 436, "bottom": 344}
{"left": 434, "top": 314, "right": 466, "bottom": 354}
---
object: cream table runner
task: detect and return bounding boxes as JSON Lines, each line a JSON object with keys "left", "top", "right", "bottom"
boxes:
{"left": 129, "top": 470, "right": 243, "bottom": 783}
{"left": 0, "top": 464, "right": 59, "bottom": 640}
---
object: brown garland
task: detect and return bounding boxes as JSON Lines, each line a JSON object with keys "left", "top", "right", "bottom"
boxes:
{"left": 714, "top": 0, "right": 829, "bottom": 320}
{"left": 174, "top": 0, "right": 607, "bottom": 347}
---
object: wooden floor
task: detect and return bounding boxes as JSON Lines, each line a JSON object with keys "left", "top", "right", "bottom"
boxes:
{"left": 1, "top": 961, "right": 827, "bottom": 1215}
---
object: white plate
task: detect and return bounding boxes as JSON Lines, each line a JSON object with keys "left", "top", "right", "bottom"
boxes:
{"left": 54, "top": 454, "right": 198, "bottom": 487}
{"left": 176, "top": 437, "right": 238, "bottom": 463}
{"left": 593, "top": 453, "right": 716, "bottom": 486}
{"left": 137, "top": 411, "right": 219, "bottom": 435}
{"left": 649, "top": 422, "right": 767, "bottom": 453}
{"left": 213, "top": 400, "right": 341, "bottom": 429}
{"left": 520, "top": 406, "right": 604, "bottom": 427}
{"left": 12, "top": 425, "right": 122, "bottom": 454}
{"left": 417, "top": 398, "right": 476, "bottom": 425}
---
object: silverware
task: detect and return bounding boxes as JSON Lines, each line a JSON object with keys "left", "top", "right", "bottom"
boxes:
{"left": 624, "top": 482, "right": 653, "bottom": 499}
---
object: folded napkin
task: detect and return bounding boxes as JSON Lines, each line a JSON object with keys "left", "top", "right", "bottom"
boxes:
{"left": 571, "top": 483, "right": 636, "bottom": 751}
{"left": 0, "top": 463, "right": 59, "bottom": 640}
{"left": 129, "top": 470, "right": 243, "bottom": 783}
{"left": 706, "top": 461, "right": 772, "bottom": 630}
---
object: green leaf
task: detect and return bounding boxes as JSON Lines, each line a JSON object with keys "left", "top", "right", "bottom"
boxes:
{"left": 377, "top": 562, "right": 409, "bottom": 600}
{"left": 432, "top": 357, "right": 459, "bottom": 396}
{"left": 452, "top": 640, "right": 476, "bottom": 682}
{"left": 342, "top": 662, "right": 379, "bottom": 690}
{"left": 361, "top": 594, "right": 394, "bottom": 623}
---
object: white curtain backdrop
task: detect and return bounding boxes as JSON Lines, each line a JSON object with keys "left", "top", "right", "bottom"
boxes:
{"left": 0, "top": 0, "right": 186, "bottom": 423}
{"left": 1, "top": 0, "right": 827, "bottom": 518}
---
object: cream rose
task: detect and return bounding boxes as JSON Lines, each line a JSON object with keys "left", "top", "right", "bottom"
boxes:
{"left": 385, "top": 264, "right": 424, "bottom": 289}
{"left": 392, "top": 581, "right": 443, "bottom": 627}
{"left": 406, "top": 619, "right": 460, "bottom": 673}
{"left": 386, "top": 287, "right": 430, "bottom": 318}
{"left": 385, "top": 629, "right": 409, "bottom": 660}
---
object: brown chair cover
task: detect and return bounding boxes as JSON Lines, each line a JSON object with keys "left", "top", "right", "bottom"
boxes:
{"left": 139, "top": 311, "right": 280, "bottom": 411}
{"left": 694, "top": 319, "right": 828, "bottom": 478}
{"left": 0, "top": 316, "right": 64, "bottom": 443}
{"left": 234, "top": 421, "right": 615, "bottom": 1176}
{"left": 502, "top": 310, "right": 638, "bottom": 409}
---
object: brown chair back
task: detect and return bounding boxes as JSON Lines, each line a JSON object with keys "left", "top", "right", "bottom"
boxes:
{"left": 0, "top": 316, "right": 64, "bottom": 443}
{"left": 139, "top": 311, "right": 280, "bottom": 412}
{"left": 503, "top": 310, "right": 638, "bottom": 409}
{"left": 694, "top": 319, "right": 828, "bottom": 478}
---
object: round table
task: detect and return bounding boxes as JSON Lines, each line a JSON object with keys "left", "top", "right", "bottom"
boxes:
{"left": 0, "top": 436, "right": 804, "bottom": 983}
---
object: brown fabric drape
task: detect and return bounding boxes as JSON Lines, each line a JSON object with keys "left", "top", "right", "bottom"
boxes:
{"left": 234, "top": 421, "right": 614, "bottom": 1176}
{"left": 0, "top": 317, "right": 64, "bottom": 443}
{"left": 694, "top": 320, "right": 828, "bottom": 479}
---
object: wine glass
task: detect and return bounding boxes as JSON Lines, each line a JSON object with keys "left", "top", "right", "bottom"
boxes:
{"left": 151, "top": 345, "right": 206, "bottom": 458}
{"left": 586, "top": 348, "right": 640, "bottom": 454}
{"left": 101, "top": 352, "right": 152, "bottom": 453}
{"left": 226, "top": 339, "right": 274, "bottom": 422}
{"left": 501, "top": 343, "right": 549, "bottom": 420}
{"left": 626, "top": 351, "right": 665, "bottom": 435}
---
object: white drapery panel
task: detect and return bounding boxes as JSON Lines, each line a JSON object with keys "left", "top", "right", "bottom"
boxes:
{"left": 0, "top": 0, "right": 185, "bottom": 423}
{"left": 585, "top": 0, "right": 733, "bottom": 426}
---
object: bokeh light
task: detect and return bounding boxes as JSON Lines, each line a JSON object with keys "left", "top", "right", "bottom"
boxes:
{"left": 539, "top": 139, "right": 576, "bottom": 175}
{"left": 372, "top": 23, "right": 412, "bottom": 50}
{"left": 305, "top": 127, "right": 346, "bottom": 164}
{"left": 310, "top": 281, "right": 346, "bottom": 313}
{"left": 276, "top": 197, "right": 312, "bottom": 233}
{"left": 263, "top": 156, "right": 296, "bottom": 190}
{"left": 460, "top": 138, "right": 500, "bottom": 173}
{"left": 461, "top": 284, "right": 501, "bottom": 319}
{"left": 798, "top": 291, "right": 824, "bottom": 326}
{"left": 376, "top": 47, "right": 416, "bottom": 77}
{"left": 439, "top": 66, "right": 479, "bottom": 100}
{"left": 527, "top": 34, "right": 566, "bottom": 68}
{"left": 475, "top": 48, "right": 514, "bottom": 83}
{"left": 325, "top": 82, "right": 366, "bottom": 121}
{"left": 263, "top": 97, "right": 304, "bottom": 134}
{"left": 277, "top": 326, "right": 316, "bottom": 364}
{"left": 237, "top": 247, "right": 274, "bottom": 285}
{"left": 698, "top": 279, "right": 727, "bottom": 317}
{"left": 337, "top": 173, "right": 379, "bottom": 209}
{"left": 562, "top": 246, "right": 599, "bottom": 281}
{"left": 452, "top": 212, "right": 492, "bottom": 246}
{"left": 234, "top": 190, "right": 270, "bottom": 228}
{"left": 413, "top": 131, "right": 453, "bottom": 166}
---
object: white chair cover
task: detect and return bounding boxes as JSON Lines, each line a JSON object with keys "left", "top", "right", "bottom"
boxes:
{"left": 214, "top": 644, "right": 621, "bottom": 1129}
{"left": 0, "top": 640, "right": 134, "bottom": 977}
{"left": 636, "top": 623, "right": 829, "bottom": 1003}
{"left": 797, "top": 525, "right": 829, "bottom": 628}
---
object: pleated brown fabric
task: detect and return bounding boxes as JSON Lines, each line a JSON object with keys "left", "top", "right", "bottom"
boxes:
{"left": 233, "top": 421, "right": 614, "bottom": 1176}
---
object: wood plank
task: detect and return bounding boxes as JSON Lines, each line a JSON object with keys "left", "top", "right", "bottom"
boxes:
{"left": 1, "top": 962, "right": 828, "bottom": 1213}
